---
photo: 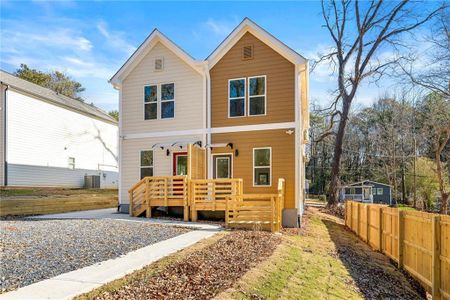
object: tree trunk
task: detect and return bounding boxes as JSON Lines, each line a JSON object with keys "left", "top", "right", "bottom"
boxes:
{"left": 436, "top": 147, "right": 449, "bottom": 214}
{"left": 327, "top": 100, "right": 351, "bottom": 206}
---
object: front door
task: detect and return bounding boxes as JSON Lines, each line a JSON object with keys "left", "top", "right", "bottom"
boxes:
{"left": 173, "top": 152, "right": 188, "bottom": 176}
{"left": 213, "top": 154, "right": 232, "bottom": 179}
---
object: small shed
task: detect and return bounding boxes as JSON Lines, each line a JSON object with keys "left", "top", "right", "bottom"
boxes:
{"left": 340, "top": 180, "right": 392, "bottom": 205}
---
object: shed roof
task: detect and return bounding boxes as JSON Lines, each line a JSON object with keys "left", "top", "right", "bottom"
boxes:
{"left": 349, "top": 180, "right": 392, "bottom": 187}
{"left": 0, "top": 70, "right": 117, "bottom": 124}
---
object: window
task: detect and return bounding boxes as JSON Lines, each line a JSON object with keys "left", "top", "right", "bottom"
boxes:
{"left": 377, "top": 188, "right": 383, "bottom": 195}
{"left": 253, "top": 148, "right": 271, "bottom": 186}
{"left": 144, "top": 85, "right": 157, "bottom": 120}
{"left": 161, "top": 83, "right": 174, "bottom": 119}
{"left": 229, "top": 78, "right": 246, "bottom": 117}
{"left": 68, "top": 157, "right": 75, "bottom": 170}
{"left": 248, "top": 76, "right": 266, "bottom": 115}
{"left": 144, "top": 83, "right": 175, "bottom": 120}
{"left": 140, "top": 150, "right": 153, "bottom": 179}
{"left": 242, "top": 45, "right": 253, "bottom": 60}
{"left": 372, "top": 188, "right": 377, "bottom": 195}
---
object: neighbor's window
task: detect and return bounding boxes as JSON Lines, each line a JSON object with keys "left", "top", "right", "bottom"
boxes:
{"left": 140, "top": 150, "right": 154, "bottom": 179}
{"left": 229, "top": 78, "right": 246, "bottom": 117}
{"left": 377, "top": 188, "right": 383, "bottom": 195}
{"left": 253, "top": 148, "right": 271, "bottom": 186}
{"left": 144, "top": 85, "right": 157, "bottom": 120}
{"left": 161, "top": 83, "right": 175, "bottom": 119}
{"left": 372, "top": 188, "right": 377, "bottom": 195}
{"left": 248, "top": 76, "right": 266, "bottom": 115}
{"left": 68, "top": 157, "right": 75, "bottom": 170}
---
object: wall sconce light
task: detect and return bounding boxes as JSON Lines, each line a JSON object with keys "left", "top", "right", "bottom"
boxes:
{"left": 166, "top": 149, "right": 170, "bottom": 156}
{"left": 235, "top": 149, "right": 239, "bottom": 157}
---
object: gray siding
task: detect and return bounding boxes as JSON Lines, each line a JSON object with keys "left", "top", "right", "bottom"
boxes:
{"left": 8, "top": 163, "right": 118, "bottom": 188}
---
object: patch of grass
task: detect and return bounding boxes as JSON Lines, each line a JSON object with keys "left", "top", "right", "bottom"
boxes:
{"left": 0, "top": 189, "right": 35, "bottom": 197}
{"left": 397, "top": 204, "right": 416, "bottom": 211}
{"left": 217, "top": 213, "right": 361, "bottom": 300}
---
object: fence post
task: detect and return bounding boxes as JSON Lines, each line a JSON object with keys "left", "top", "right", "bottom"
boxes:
{"left": 145, "top": 178, "right": 151, "bottom": 218}
{"left": 129, "top": 191, "right": 133, "bottom": 216}
{"left": 398, "top": 210, "right": 405, "bottom": 269}
{"left": 183, "top": 178, "right": 189, "bottom": 222}
{"left": 432, "top": 215, "right": 441, "bottom": 300}
{"left": 379, "top": 207, "right": 383, "bottom": 252}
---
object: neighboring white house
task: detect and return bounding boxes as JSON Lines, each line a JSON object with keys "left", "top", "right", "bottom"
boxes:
{"left": 110, "top": 30, "right": 206, "bottom": 209}
{"left": 0, "top": 70, "right": 119, "bottom": 188}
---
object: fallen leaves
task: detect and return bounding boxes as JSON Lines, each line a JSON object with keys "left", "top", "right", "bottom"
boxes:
{"left": 91, "top": 231, "right": 281, "bottom": 300}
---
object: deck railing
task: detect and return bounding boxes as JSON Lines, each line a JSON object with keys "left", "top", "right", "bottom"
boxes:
{"left": 128, "top": 176, "right": 188, "bottom": 220}
{"left": 225, "top": 178, "right": 285, "bottom": 232}
{"left": 190, "top": 178, "right": 243, "bottom": 221}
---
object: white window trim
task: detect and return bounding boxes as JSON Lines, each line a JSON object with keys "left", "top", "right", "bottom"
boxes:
{"left": 160, "top": 82, "right": 175, "bottom": 119}
{"left": 377, "top": 188, "right": 384, "bottom": 195}
{"left": 248, "top": 75, "right": 267, "bottom": 116}
{"left": 252, "top": 147, "right": 272, "bottom": 187}
{"left": 68, "top": 157, "right": 75, "bottom": 170}
{"left": 143, "top": 82, "right": 175, "bottom": 121}
{"left": 228, "top": 77, "right": 246, "bottom": 118}
{"left": 139, "top": 149, "right": 154, "bottom": 179}
{"left": 212, "top": 153, "right": 233, "bottom": 179}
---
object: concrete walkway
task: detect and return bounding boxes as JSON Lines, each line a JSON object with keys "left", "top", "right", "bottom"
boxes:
{"left": 26, "top": 208, "right": 222, "bottom": 230}
{"left": 0, "top": 230, "right": 219, "bottom": 300}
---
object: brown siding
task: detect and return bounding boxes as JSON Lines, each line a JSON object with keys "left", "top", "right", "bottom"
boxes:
{"left": 211, "top": 129, "right": 295, "bottom": 208}
{"left": 210, "top": 32, "right": 295, "bottom": 127}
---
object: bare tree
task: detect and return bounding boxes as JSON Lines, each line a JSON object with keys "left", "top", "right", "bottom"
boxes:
{"left": 317, "top": 0, "right": 444, "bottom": 206}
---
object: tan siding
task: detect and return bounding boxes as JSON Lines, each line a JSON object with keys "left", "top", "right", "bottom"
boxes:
{"left": 211, "top": 129, "right": 295, "bottom": 208}
{"left": 121, "top": 42, "right": 204, "bottom": 135}
{"left": 210, "top": 32, "right": 295, "bottom": 127}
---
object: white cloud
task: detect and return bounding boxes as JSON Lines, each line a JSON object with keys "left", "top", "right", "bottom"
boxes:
{"left": 203, "top": 18, "right": 237, "bottom": 36}
{"left": 97, "top": 20, "right": 136, "bottom": 56}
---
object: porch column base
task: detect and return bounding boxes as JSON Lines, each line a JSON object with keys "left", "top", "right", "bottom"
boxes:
{"left": 282, "top": 208, "right": 299, "bottom": 228}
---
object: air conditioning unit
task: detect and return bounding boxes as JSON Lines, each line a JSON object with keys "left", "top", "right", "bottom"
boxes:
{"left": 84, "top": 175, "right": 100, "bottom": 189}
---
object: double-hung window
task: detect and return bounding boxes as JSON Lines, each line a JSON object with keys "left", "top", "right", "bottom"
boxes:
{"left": 248, "top": 76, "right": 266, "bottom": 115}
{"left": 253, "top": 147, "right": 271, "bottom": 186}
{"left": 144, "top": 85, "right": 157, "bottom": 120}
{"left": 161, "top": 83, "right": 174, "bottom": 119}
{"left": 228, "top": 78, "right": 246, "bottom": 117}
{"left": 144, "top": 83, "right": 175, "bottom": 120}
{"left": 140, "top": 150, "right": 154, "bottom": 179}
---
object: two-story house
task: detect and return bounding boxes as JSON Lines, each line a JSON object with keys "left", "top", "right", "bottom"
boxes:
{"left": 110, "top": 18, "right": 309, "bottom": 227}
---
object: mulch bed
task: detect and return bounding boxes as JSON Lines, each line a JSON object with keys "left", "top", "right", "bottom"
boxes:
{"left": 91, "top": 231, "right": 282, "bottom": 300}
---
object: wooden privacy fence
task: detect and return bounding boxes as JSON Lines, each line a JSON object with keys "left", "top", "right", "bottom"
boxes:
{"left": 345, "top": 201, "right": 450, "bottom": 299}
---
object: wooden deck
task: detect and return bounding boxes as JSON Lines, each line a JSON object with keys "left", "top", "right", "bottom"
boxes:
{"left": 128, "top": 176, "right": 285, "bottom": 232}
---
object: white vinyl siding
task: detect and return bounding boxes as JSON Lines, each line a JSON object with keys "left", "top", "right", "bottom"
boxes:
{"left": 6, "top": 89, "right": 118, "bottom": 186}
{"left": 0, "top": 84, "right": 4, "bottom": 186}
{"left": 120, "top": 134, "right": 202, "bottom": 204}
{"left": 122, "top": 42, "right": 203, "bottom": 135}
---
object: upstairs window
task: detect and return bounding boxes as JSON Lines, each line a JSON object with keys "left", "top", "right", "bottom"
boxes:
{"left": 229, "top": 78, "right": 246, "bottom": 117}
{"left": 253, "top": 147, "right": 271, "bottom": 186}
{"left": 144, "top": 85, "right": 157, "bottom": 120}
{"left": 161, "top": 83, "right": 175, "bottom": 119}
{"left": 248, "top": 76, "right": 266, "bottom": 116}
{"left": 144, "top": 83, "right": 175, "bottom": 120}
{"left": 68, "top": 157, "right": 75, "bottom": 170}
{"left": 140, "top": 150, "right": 153, "bottom": 179}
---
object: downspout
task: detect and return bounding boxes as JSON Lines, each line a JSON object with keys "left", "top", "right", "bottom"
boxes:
{"left": 205, "top": 63, "right": 212, "bottom": 179}
{"left": 1, "top": 83, "right": 8, "bottom": 186}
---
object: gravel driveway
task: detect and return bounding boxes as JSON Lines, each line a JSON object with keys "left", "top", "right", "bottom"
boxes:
{"left": 0, "top": 219, "right": 190, "bottom": 292}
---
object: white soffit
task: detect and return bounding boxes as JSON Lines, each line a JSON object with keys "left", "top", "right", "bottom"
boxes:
{"left": 207, "top": 17, "right": 307, "bottom": 69}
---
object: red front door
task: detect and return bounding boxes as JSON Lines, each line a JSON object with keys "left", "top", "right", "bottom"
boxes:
{"left": 173, "top": 152, "right": 188, "bottom": 176}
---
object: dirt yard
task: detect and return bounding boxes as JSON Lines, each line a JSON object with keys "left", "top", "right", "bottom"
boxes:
{"left": 76, "top": 208, "right": 425, "bottom": 300}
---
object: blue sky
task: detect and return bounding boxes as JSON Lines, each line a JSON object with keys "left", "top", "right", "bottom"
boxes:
{"left": 0, "top": 1, "right": 432, "bottom": 112}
